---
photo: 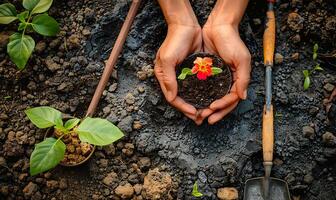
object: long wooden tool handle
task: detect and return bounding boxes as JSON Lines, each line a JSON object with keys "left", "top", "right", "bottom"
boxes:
{"left": 86, "top": 0, "right": 142, "bottom": 117}
{"left": 263, "top": 10, "right": 275, "bottom": 66}
{"left": 262, "top": 105, "right": 274, "bottom": 162}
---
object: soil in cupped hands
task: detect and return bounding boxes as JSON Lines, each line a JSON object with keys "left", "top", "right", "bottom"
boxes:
{"left": 176, "top": 52, "right": 232, "bottom": 109}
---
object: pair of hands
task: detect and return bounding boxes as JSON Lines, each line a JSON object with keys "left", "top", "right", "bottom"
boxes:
{"left": 154, "top": 21, "right": 251, "bottom": 125}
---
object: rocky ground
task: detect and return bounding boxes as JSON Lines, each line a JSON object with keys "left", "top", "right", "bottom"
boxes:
{"left": 0, "top": 0, "right": 336, "bottom": 199}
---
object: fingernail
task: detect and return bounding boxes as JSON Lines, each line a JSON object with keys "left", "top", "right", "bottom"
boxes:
{"left": 243, "top": 90, "right": 248, "bottom": 100}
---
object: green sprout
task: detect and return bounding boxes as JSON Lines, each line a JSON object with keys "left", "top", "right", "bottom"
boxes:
{"left": 192, "top": 181, "right": 203, "bottom": 198}
{"left": 303, "top": 43, "right": 323, "bottom": 90}
{"left": 0, "top": 0, "right": 60, "bottom": 70}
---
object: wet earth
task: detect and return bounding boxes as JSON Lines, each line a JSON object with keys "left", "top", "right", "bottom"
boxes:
{"left": 0, "top": 0, "right": 336, "bottom": 199}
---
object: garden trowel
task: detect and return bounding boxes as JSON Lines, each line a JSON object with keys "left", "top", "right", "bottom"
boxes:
{"left": 243, "top": 1, "right": 291, "bottom": 199}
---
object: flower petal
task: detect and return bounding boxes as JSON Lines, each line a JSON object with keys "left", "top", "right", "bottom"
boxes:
{"left": 204, "top": 57, "right": 213, "bottom": 66}
{"left": 197, "top": 72, "right": 207, "bottom": 80}
{"left": 193, "top": 57, "right": 203, "bottom": 65}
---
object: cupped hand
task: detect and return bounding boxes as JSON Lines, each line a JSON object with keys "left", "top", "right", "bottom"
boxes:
{"left": 154, "top": 24, "right": 203, "bottom": 122}
{"left": 201, "top": 23, "right": 251, "bottom": 124}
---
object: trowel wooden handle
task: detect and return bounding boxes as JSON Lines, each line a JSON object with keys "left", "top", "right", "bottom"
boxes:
{"left": 262, "top": 105, "right": 274, "bottom": 162}
{"left": 263, "top": 10, "right": 275, "bottom": 66}
{"left": 86, "top": 0, "right": 141, "bottom": 117}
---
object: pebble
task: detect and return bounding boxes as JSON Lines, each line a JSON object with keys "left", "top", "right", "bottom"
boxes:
{"left": 133, "top": 121, "right": 142, "bottom": 130}
{"left": 99, "top": 159, "right": 109, "bottom": 167}
{"left": 138, "top": 157, "right": 151, "bottom": 170}
{"left": 82, "top": 29, "right": 91, "bottom": 36}
{"left": 287, "top": 12, "right": 304, "bottom": 32}
{"left": 133, "top": 184, "right": 143, "bottom": 195}
{"left": 103, "top": 172, "right": 118, "bottom": 186}
{"left": 322, "top": 132, "right": 335, "bottom": 146}
{"left": 118, "top": 116, "right": 134, "bottom": 133}
{"left": 137, "top": 86, "right": 145, "bottom": 93}
{"left": 109, "top": 83, "right": 118, "bottom": 92}
{"left": 217, "top": 187, "right": 238, "bottom": 200}
{"left": 125, "top": 93, "right": 135, "bottom": 105}
{"left": 46, "top": 180, "right": 59, "bottom": 190}
{"left": 115, "top": 183, "right": 134, "bottom": 199}
{"left": 122, "top": 143, "right": 135, "bottom": 157}
{"left": 23, "top": 182, "right": 38, "bottom": 197}
{"left": 303, "top": 174, "right": 314, "bottom": 184}
{"left": 324, "top": 83, "right": 335, "bottom": 93}
{"left": 86, "top": 62, "right": 102, "bottom": 72}
{"left": 35, "top": 41, "right": 46, "bottom": 53}
{"left": 275, "top": 53, "right": 284, "bottom": 64}
{"left": 68, "top": 34, "right": 81, "bottom": 49}
{"left": 291, "top": 52, "right": 299, "bottom": 61}
{"left": 45, "top": 57, "right": 61, "bottom": 72}
{"left": 103, "top": 144, "right": 116, "bottom": 156}
{"left": 59, "top": 178, "right": 67, "bottom": 190}
{"left": 302, "top": 126, "right": 315, "bottom": 139}
{"left": 143, "top": 168, "right": 172, "bottom": 200}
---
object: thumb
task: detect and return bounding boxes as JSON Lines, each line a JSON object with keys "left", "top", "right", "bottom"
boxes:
{"left": 235, "top": 53, "right": 251, "bottom": 100}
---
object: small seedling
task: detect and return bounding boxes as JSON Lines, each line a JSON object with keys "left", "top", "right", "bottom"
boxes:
{"left": 25, "top": 106, "right": 124, "bottom": 176}
{"left": 0, "top": 0, "right": 60, "bottom": 70}
{"left": 191, "top": 181, "right": 203, "bottom": 197}
{"left": 303, "top": 44, "right": 323, "bottom": 90}
{"left": 178, "top": 57, "right": 222, "bottom": 80}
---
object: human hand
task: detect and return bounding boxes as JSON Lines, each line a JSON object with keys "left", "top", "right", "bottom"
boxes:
{"left": 201, "top": 23, "right": 251, "bottom": 124}
{"left": 154, "top": 24, "right": 202, "bottom": 121}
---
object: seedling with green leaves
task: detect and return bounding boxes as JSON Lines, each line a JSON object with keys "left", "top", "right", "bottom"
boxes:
{"left": 191, "top": 181, "right": 203, "bottom": 198}
{"left": 0, "top": 0, "right": 60, "bottom": 70}
{"left": 25, "top": 106, "right": 124, "bottom": 176}
{"left": 303, "top": 44, "right": 323, "bottom": 90}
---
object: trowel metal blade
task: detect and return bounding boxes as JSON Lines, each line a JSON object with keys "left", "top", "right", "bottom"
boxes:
{"left": 244, "top": 177, "right": 291, "bottom": 200}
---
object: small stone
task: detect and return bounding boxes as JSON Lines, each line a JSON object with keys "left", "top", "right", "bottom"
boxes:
{"left": 291, "top": 53, "right": 299, "bottom": 61}
{"left": 68, "top": 34, "right": 80, "bottom": 49}
{"left": 46, "top": 180, "right": 59, "bottom": 190}
{"left": 103, "top": 144, "right": 115, "bottom": 156}
{"left": 0, "top": 157, "right": 6, "bottom": 166}
{"left": 275, "top": 53, "right": 284, "bottom": 64}
{"left": 302, "top": 126, "right": 314, "bottom": 139}
{"left": 103, "top": 172, "right": 118, "bottom": 186}
{"left": 45, "top": 57, "right": 61, "bottom": 72}
{"left": 133, "top": 121, "right": 142, "bottom": 130}
{"left": 137, "top": 86, "right": 145, "bottom": 93}
{"left": 137, "top": 71, "right": 147, "bottom": 80}
{"left": 0, "top": 185, "right": 8, "bottom": 196}
{"left": 103, "top": 107, "right": 111, "bottom": 115}
{"left": 217, "top": 187, "right": 238, "bottom": 200}
{"left": 82, "top": 29, "right": 91, "bottom": 36}
{"left": 118, "top": 116, "right": 133, "bottom": 133}
{"left": 86, "top": 62, "right": 102, "bottom": 72}
{"left": 109, "top": 83, "right": 118, "bottom": 92}
{"left": 322, "top": 132, "right": 335, "bottom": 146}
{"left": 287, "top": 12, "right": 304, "bottom": 32}
{"left": 35, "top": 41, "right": 46, "bottom": 54}
{"left": 292, "top": 34, "right": 301, "bottom": 43}
{"left": 23, "top": 182, "right": 38, "bottom": 197}
{"left": 100, "top": 159, "right": 108, "bottom": 168}
{"left": 143, "top": 168, "right": 172, "bottom": 200}
{"left": 324, "top": 83, "right": 335, "bottom": 93}
{"left": 125, "top": 93, "right": 135, "bottom": 105}
{"left": 253, "top": 18, "right": 261, "bottom": 25}
{"left": 138, "top": 157, "right": 151, "bottom": 170}
{"left": 115, "top": 183, "right": 134, "bottom": 199}
{"left": 122, "top": 143, "right": 135, "bottom": 157}
{"left": 303, "top": 174, "right": 314, "bottom": 184}
{"left": 133, "top": 184, "right": 143, "bottom": 195}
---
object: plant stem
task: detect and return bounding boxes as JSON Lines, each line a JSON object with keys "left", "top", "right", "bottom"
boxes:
{"left": 21, "top": 11, "right": 33, "bottom": 39}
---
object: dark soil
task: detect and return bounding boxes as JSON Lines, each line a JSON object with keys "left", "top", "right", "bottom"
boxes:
{"left": 0, "top": 0, "right": 336, "bottom": 199}
{"left": 177, "top": 53, "right": 232, "bottom": 109}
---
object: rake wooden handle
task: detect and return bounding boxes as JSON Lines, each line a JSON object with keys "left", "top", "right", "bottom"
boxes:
{"left": 262, "top": 105, "right": 274, "bottom": 162}
{"left": 86, "top": 0, "right": 141, "bottom": 117}
{"left": 263, "top": 10, "right": 275, "bottom": 66}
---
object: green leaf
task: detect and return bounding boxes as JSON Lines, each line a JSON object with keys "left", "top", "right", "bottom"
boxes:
{"left": 77, "top": 117, "right": 124, "bottom": 146}
{"left": 7, "top": 33, "right": 35, "bottom": 70}
{"left": 0, "top": 3, "right": 17, "bottom": 24}
{"left": 313, "top": 43, "right": 318, "bottom": 54}
{"left": 192, "top": 182, "right": 203, "bottom": 197}
{"left": 17, "top": 11, "right": 29, "bottom": 23}
{"left": 302, "top": 69, "right": 309, "bottom": 78}
{"left": 25, "top": 106, "right": 62, "bottom": 129}
{"left": 303, "top": 76, "right": 310, "bottom": 90}
{"left": 18, "top": 22, "right": 27, "bottom": 31}
{"left": 64, "top": 118, "right": 80, "bottom": 130}
{"left": 314, "top": 64, "right": 323, "bottom": 71}
{"left": 30, "top": 137, "right": 65, "bottom": 176}
{"left": 313, "top": 53, "right": 317, "bottom": 61}
{"left": 32, "top": 14, "right": 59, "bottom": 36}
{"left": 178, "top": 68, "right": 193, "bottom": 80}
{"left": 23, "top": 0, "right": 53, "bottom": 14}
{"left": 211, "top": 67, "right": 223, "bottom": 75}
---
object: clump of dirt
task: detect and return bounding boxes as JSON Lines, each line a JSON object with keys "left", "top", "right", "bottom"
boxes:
{"left": 177, "top": 52, "right": 232, "bottom": 108}
{"left": 54, "top": 129, "right": 94, "bottom": 165}
{"left": 143, "top": 168, "right": 173, "bottom": 200}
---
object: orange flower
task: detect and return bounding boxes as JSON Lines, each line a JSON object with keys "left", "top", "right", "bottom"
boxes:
{"left": 191, "top": 57, "right": 213, "bottom": 80}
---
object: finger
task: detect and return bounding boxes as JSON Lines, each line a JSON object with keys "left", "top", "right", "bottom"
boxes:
{"left": 170, "top": 96, "right": 197, "bottom": 116}
{"left": 208, "top": 101, "right": 239, "bottom": 125}
{"left": 193, "top": 108, "right": 213, "bottom": 125}
{"left": 209, "top": 93, "right": 239, "bottom": 110}
{"left": 154, "top": 57, "right": 178, "bottom": 102}
{"left": 185, "top": 113, "right": 197, "bottom": 121}
{"left": 235, "top": 53, "right": 251, "bottom": 100}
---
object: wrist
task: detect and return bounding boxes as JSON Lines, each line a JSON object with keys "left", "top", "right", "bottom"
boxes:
{"left": 158, "top": 0, "right": 199, "bottom": 26}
